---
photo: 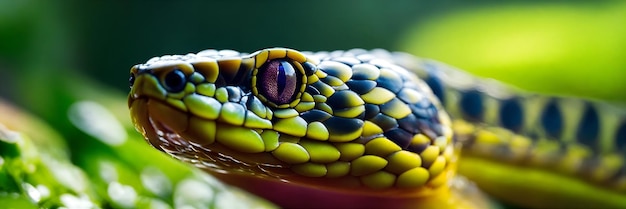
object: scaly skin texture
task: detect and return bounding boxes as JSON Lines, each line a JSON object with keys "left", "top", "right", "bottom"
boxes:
{"left": 128, "top": 48, "right": 626, "bottom": 209}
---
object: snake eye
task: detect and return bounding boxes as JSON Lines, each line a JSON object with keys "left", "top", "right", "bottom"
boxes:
{"left": 129, "top": 73, "right": 136, "bottom": 89}
{"left": 162, "top": 69, "right": 187, "bottom": 92}
{"left": 258, "top": 60, "right": 298, "bottom": 105}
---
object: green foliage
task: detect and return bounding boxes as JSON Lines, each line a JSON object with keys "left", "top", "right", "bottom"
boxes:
{"left": 399, "top": 2, "right": 626, "bottom": 103}
{"left": 0, "top": 83, "right": 276, "bottom": 208}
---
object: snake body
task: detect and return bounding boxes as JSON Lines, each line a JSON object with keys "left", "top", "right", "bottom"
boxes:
{"left": 128, "top": 48, "right": 626, "bottom": 209}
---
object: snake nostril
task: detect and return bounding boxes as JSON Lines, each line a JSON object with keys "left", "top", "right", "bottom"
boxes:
{"left": 129, "top": 73, "right": 136, "bottom": 88}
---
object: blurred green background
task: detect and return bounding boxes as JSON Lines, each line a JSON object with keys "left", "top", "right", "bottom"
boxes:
{"left": 2, "top": 0, "right": 625, "bottom": 109}
{"left": 1, "top": 0, "right": 625, "bottom": 208}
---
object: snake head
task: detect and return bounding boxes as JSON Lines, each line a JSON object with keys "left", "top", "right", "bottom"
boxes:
{"left": 128, "top": 48, "right": 456, "bottom": 195}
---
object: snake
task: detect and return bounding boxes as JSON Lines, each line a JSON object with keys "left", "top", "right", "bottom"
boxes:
{"left": 127, "top": 48, "right": 626, "bottom": 209}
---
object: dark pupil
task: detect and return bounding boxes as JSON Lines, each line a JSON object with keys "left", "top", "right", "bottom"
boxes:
{"left": 163, "top": 69, "right": 186, "bottom": 92}
{"left": 277, "top": 64, "right": 287, "bottom": 93}
{"left": 259, "top": 60, "right": 298, "bottom": 104}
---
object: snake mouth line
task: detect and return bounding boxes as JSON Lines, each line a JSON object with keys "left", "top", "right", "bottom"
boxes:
{"left": 147, "top": 113, "right": 188, "bottom": 150}
{"left": 129, "top": 97, "right": 187, "bottom": 151}
{"left": 130, "top": 97, "right": 293, "bottom": 178}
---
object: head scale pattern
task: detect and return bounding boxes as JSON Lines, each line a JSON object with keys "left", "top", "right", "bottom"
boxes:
{"left": 128, "top": 48, "right": 455, "bottom": 190}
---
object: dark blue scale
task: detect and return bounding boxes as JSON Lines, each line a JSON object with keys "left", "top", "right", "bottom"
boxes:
{"left": 320, "top": 76, "right": 344, "bottom": 87}
{"left": 305, "top": 85, "right": 321, "bottom": 95}
{"left": 311, "top": 82, "right": 334, "bottom": 96}
{"left": 300, "top": 109, "right": 333, "bottom": 123}
{"left": 576, "top": 103, "right": 600, "bottom": 149}
{"left": 409, "top": 101, "right": 438, "bottom": 119}
{"left": 352, "top": 69, "right": 378, "bottom": 80}
{"left": 368, "top": 113, "right": 398, "bottom": 132}
{"left": 345, "top": 80, "right": 377, "bottom": 95}
{"left": 499, "top": 97, "right": 524, "bottom": 133}
{"left": 616, "top": 121, "right": 626, "bottom": 152}
{"left": 416, "top": 118, "right": 440, "bottom": 139}
{"left": 363, "top": 104, "right": 380, "bottom": 120}
{"left": 376, "top": 71, "right": 403, "bottom": 93}
{"left": 459, "top": 89, "right": 484, "bottom": 122}
{"left": 327, "top": 90, "right": 361, "bottom": 109}
{"left": 541, "top": 100, "right": 563, "bottom": 139}
{"left": 379, "top": 98, "right": 405, "bottom": 117}
{"left": 322, "top": 65, "right": 351, "bottom": 79}
{"left": 384, "top": 129, "right": 413, "bottom": 149}
{"left": 398, "top": 114, "right": 419, "bottom": 134}
{"left": 430, "top": 123, "right": 443, "bottom": 137}
{"left": 407, "top": 142, "right": 429, "bottom": 154}
{"left": 322, "top": 117, "right": 364, "bottom": 137}
{"left": 302, "top": 62, "right": 316, "bottom": 76}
